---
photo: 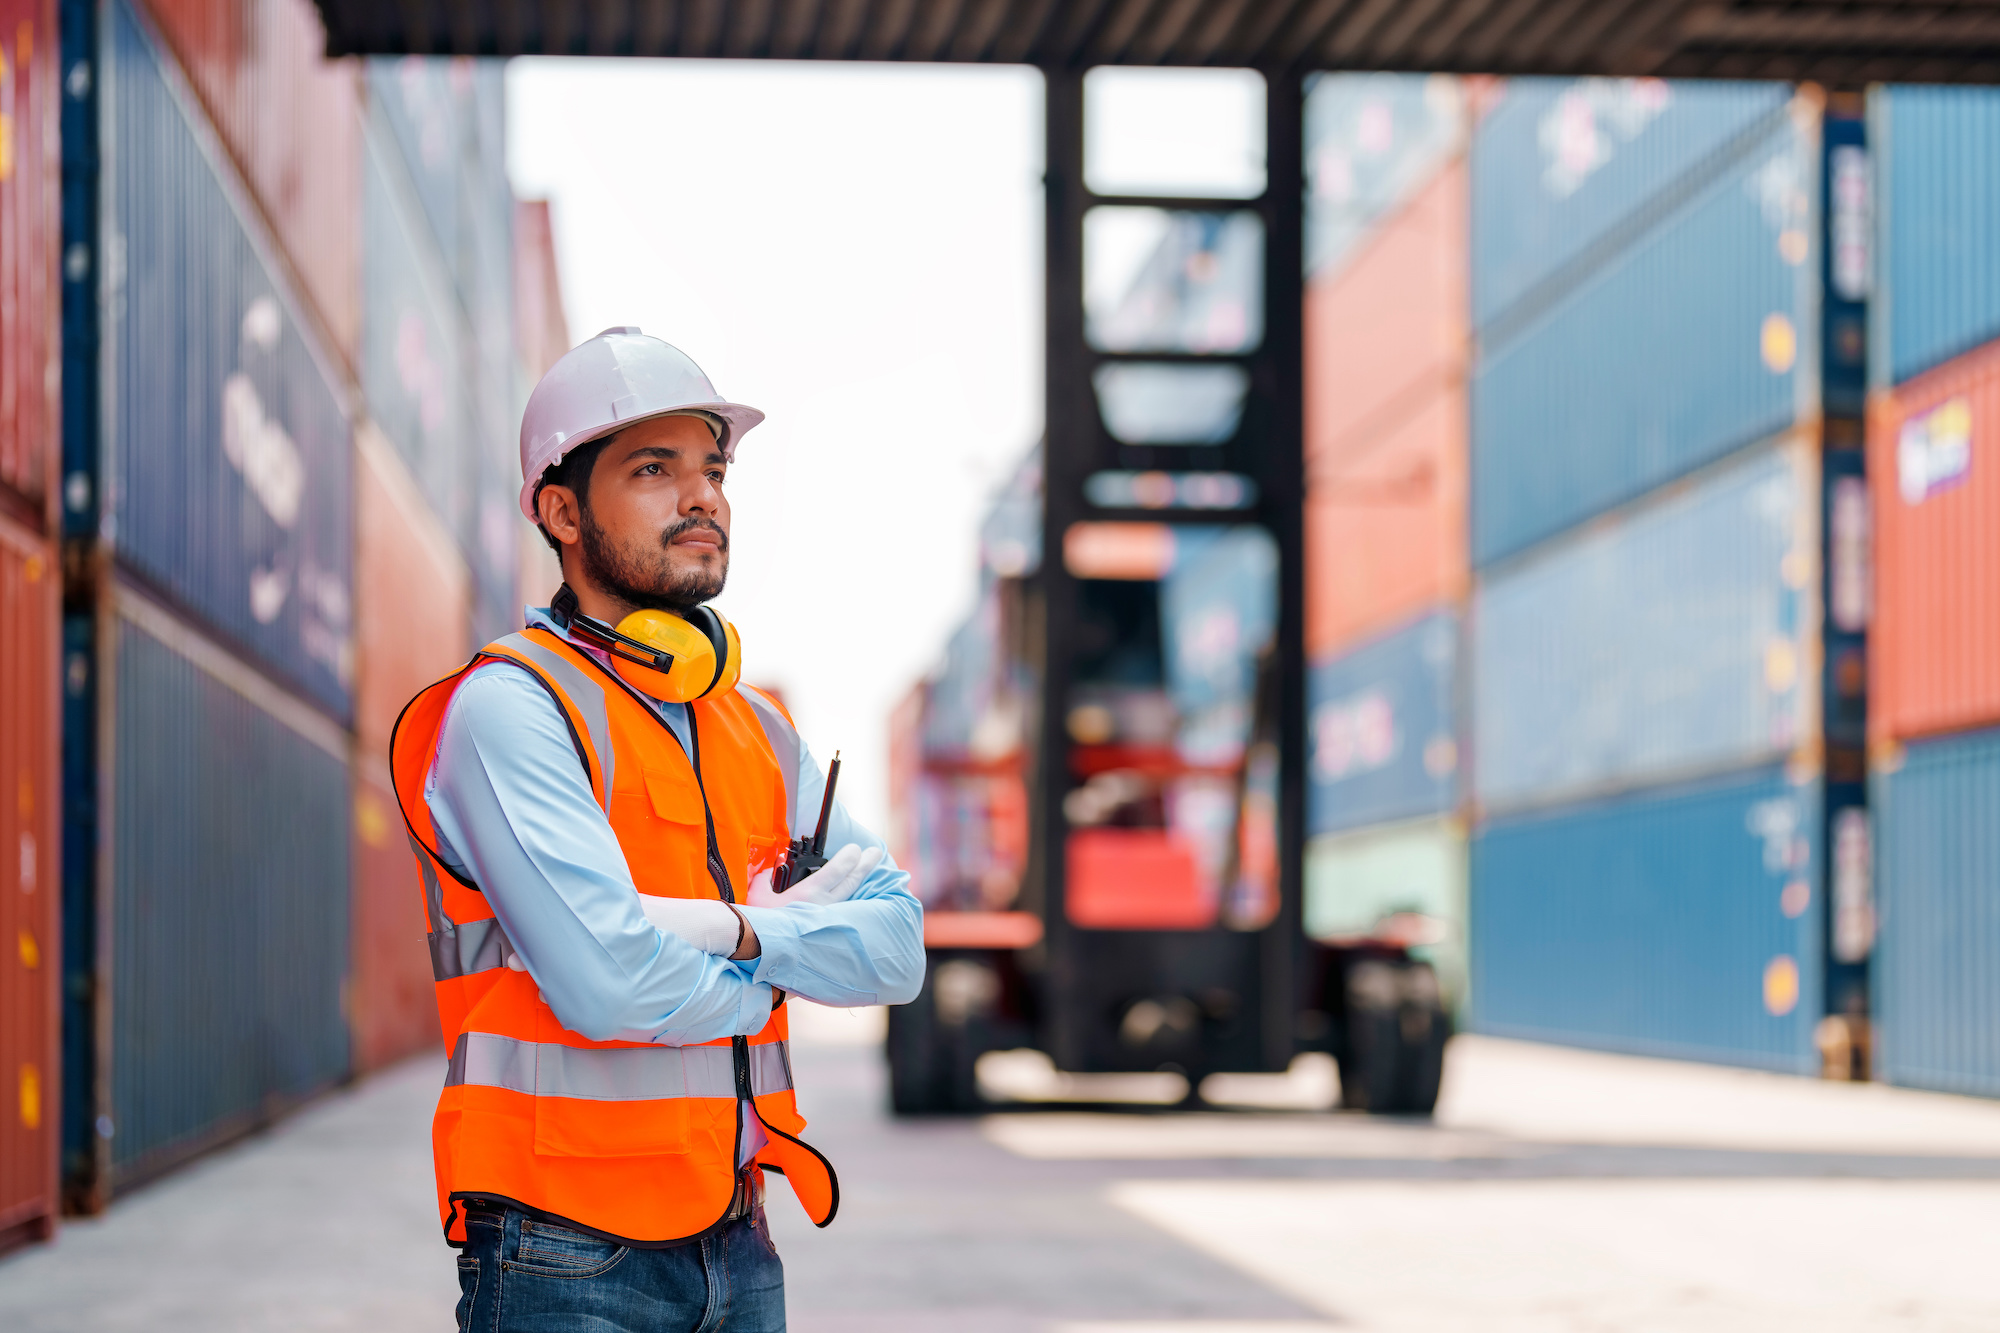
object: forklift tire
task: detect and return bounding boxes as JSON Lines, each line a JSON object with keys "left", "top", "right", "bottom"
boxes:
{"left": 886, "top": 964, "right": 982, "bottom": 1115}
{"left": 1336, "top": 958, "right": 1449, "bottom": 1116}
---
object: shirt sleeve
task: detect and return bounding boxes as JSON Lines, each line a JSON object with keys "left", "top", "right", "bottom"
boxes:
{"left": 735, "top": 741, "right": 926, "bottom": 1007}
{"left": 425, "top": 662, "right": 773, "bottom": 1045}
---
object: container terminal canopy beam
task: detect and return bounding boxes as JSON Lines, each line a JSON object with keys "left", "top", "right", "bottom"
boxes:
{"left": 310, "top": 0, "right": 2000, "bottom": 83}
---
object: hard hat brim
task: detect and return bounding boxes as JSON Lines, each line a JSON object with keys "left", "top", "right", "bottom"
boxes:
{"left": 517, "top": 399, "right": 766, "bottom": 522}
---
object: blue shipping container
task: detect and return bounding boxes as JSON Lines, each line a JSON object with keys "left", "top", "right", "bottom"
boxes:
{"left": 1305, "top": 73, "right": 1464, "bottom": 282}
{"left": 103, "top": 0, "right": 353, "bottom": 718}
{"left": 1472, "top": 763, "right": 1822, "bottom": 1073}
{"left": 1308, "top": 610, "right": 1458, "bottom": 836}
{"left": 1474, "top": 441, "right": 1812, "bottom": 814}
{"left": 1472, "top": 78, "right": 1790, "bottom": 330}
{"left": 1874, "top": 86, "right": 2000, "bottom": 387}
{"left": 1472, "top": 117, "right": 1813, "bottom": 566}
{"left": 1873, "top": 726, "right": 2000, "bottom": 1098}
{"left": 109, "top": 602, "right": 351, "bottom": 1184}
{"left": 362, "top": 116, "right": 473, "bottom": 561}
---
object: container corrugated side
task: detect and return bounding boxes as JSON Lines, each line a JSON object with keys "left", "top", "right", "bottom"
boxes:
{"left": 104, "top": 0, "right": 353, "bottom": 719}
{"left": 0, "top": 520, "right": 58, "bottom": 1247}
{"left": 512, "top": 198, "right": 570, "bottom": 380}
{"left": 1873, "top": 726, "right": 2000, "bottom": 1097}
{"left": 138, "top": 0, "right": 362, "bottom": 363}
{"left": 1471, "top": 763, "right": 1821, "bottom": 1073}
{"left": 1875, "top": 86, "right": 2000, "bottom": 388}
{"left": 361, "top": 110, "right": 471, "bottom": 560}
{"left": 1472, "top": 78, "right": 1791, "bottom": 330}
{"left": 348, "top": 425, "right": 466, "bottom": 1071}
{"left": 1, "top": 0, "right": 57, "bottom": 510}
{"left": 1306, "top": 815, "right": 1466, "bottom": 1008}
{"left": 1308, "top": 610, "right": 1458, "bottom": 836}
{"left": 1305, "top": 161, "right": 1467, "bottom": 657}
{"left": 1304, "top": 73, "right": 1464, "bottom": 282}
{"left": 1474, "top": 439, "right": 1815, "bottom": 815}
{"left": 1868, "top": 336, "right": 2000, "bottom": 742}
{"left": 106, "top": 595, "right": 350, "bottom": 1191}
{"left": 1472, "top": 117, "right": 1815, "bottom": 568}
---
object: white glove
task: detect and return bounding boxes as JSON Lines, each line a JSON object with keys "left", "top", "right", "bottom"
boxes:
{"left": 636, "top": 895, "right": 744, "bottom": 956}
{"left": 747, "top": 843, "right": 883, "bottom": 909}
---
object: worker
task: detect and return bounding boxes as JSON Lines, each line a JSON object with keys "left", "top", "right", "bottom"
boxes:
{"left": 389, "top": 328, "right": 925, "bottom": 1332}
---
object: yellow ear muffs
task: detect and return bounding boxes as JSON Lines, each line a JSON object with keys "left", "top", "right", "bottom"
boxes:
{"left": 605, "top": 605, "right": 740, "bottom": 703}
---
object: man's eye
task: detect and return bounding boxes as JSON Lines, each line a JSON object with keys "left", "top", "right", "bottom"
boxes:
{"left": 637, "top": 463, "right": 661, "bottom": 476}
{"left": 708, "top": 470, "right": 726, "bottom": 484}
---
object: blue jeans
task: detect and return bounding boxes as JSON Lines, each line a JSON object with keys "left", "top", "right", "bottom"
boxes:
{"left": 453, "top": 1202, "right": 785, "bottom": 1332}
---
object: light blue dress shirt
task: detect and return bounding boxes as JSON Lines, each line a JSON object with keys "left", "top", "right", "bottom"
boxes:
{"left": 424, "top": 607, "right": 925, "bottom": 1058}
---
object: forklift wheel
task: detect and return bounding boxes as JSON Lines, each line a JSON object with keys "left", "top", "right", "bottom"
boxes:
{"left": 1336, "top": 958, "right": 1449, "bottom": 1116}
{"left": 885, "top": 961, "right": 985, "bottom": 1115}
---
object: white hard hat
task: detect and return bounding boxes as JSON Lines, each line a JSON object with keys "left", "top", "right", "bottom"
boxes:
{"left": 518, "top": 327, "right": 766, "bottom": 520}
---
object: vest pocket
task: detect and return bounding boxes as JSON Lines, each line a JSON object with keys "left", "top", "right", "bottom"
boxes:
{"left": 643, "top": 767, "right": 706, "bottom": 825}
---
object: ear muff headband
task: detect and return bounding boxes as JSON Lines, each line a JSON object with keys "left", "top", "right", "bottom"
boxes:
{"left": 554, "top": 589, "right": 740, "bottom": 703}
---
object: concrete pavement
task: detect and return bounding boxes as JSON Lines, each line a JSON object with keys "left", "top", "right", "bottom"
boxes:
{"left": 3, "top": 1005, "right": 1999, "bottom": 1331}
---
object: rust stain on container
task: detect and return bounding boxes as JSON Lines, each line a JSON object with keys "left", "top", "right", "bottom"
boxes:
{"left": 1869, "top": 336, "right": 2000, "bottom": 742}
{"left": 1304, "top": 160, "right": 1469, "bottom": 659}
{"left": 0, "top": 0, "right": 58, "bottom": 510}
{"left": 140, "top": 0, "right": 363, "bottom": 364}
{"left": 0, "top": 514, "right": 59, "bottom": 1249}
{"left": 349, "top": 424, "right": 468, "bottom": 1070}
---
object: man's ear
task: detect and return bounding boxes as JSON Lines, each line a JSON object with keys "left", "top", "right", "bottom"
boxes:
{"left": 537, "top": 485, "right": 584, "bottom": 548}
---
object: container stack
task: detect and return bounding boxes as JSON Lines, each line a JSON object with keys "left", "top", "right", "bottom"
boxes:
{"left": 1300, "top": 74, "right": 1471, "bottom": 1008}
{"left": 50, "top": 0, "right": 548, "bottom": 1217}
{"left": 0, "top": 0, "right": 62, "bottom": 1252}
{"left": 1866, "top": 87, "right": 2000, "bottom": 1097}
{"left": 1465, "top": 80, "right": 1862, "bottom": 1075}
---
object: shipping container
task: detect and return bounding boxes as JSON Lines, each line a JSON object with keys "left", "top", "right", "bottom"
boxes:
{"left": 348, "top": 424, "right": 467, "bottom": 1071}
{"left": 1305, "top": 161, "right": 1467, "bottom": 658}
{"left": 1471, "top": 115, "right": 1815, "bottom": 567}
{"left": 103, "top": 0, "right": 354, "bottom": 718}
{"left": 361, "top": 108, "right": 472, "bottom": 561}
{"left": 100, "top": 590, "right": 350, "bottom": 1192}
{"left": 1305, "top": 815, "right": 1466, "bottom": 1007}
{"left": 1872, "top": 85, "right": 2000, "bottom": 388}
{"left": 1873, "top": 725, "right": 2000, "bottom": 1097}
{"left": 1472, "top": 763, "right": 1822, "bottom": 1073}
{"left": 1304, "top": 73, "right": 1464, "bottom": 282}
{"left": 1472, "top": 78, "right": 1791, "bottom": 331}
{"left": 1308, "top": 610, "right": 1459, "bottom": 836}
{"left": 512, "top": 198, "right": 569, "bottom": 381}
{"left": 138, "top": 0, "right": 363, "bottom": 364}
{"left": 1868, "top": 335, "right": 2000, "bottom": 743}
{"left": 0, "top": 519, "right": 58, "bottom": 1251}
{"left": 1473, "top": 439, "right": 1815, "bottom": 815}
{"left": 1, "top": 0, "right": 58, "bottom": 511}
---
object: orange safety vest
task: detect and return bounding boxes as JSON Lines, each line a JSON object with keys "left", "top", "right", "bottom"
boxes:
{"left": 389, "top": 626, "right": 837, "bottom": 1245}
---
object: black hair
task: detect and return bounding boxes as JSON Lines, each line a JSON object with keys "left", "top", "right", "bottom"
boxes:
{"left": 532, "top": 433, "right": 616, "bottom": 553}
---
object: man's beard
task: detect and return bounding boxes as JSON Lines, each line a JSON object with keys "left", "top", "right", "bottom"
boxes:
{"left": 579, "top": 508, "right": 729, "bottom": 614}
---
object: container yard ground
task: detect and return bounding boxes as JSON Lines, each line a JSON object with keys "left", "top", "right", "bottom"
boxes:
{"left": 4, "top": 1009, "right": 2000, "bottom": 1332}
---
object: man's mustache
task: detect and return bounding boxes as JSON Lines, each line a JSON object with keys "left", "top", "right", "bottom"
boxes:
{"left": 661, "top": 517, "right": 729, "bottom": 552}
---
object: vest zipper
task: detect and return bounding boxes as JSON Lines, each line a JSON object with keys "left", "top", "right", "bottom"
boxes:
{"left": 687, "top": 712, "right": 760, "bottom": 1159}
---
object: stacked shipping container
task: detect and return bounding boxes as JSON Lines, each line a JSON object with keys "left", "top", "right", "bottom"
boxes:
{"left": 1301, "top": 74, "right": 1471, "bottom": 1005}
{"left": 1868, "top": 86, "right": 2000, "bottom": 1096}
{"left": 0, "top": 0, "right": 62, "bottom": 1251}
{"left": 34, "top": 0, "right": 556, "bottom": 1224}
{"left": 1465, "top": 79, "right": 1864, "bottom": 1074}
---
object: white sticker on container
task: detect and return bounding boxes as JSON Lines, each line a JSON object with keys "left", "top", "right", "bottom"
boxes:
{"left": 1832, "top": 807, "right": 1874, "bottom": 963}
{"left": 1898, "top": 397, "right": 1973, "bottom": 505}
{"left": 1312, "top": 689, "right": 1398, "bottom": 782}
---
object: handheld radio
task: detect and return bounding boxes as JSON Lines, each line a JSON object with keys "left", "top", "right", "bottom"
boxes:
{"left": 773, "top": 752, "right": 841, "bottom": 894}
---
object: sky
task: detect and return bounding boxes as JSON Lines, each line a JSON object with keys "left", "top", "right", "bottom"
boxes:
{"left": 508, "top": 60, "right": 1046, "bottom": 833}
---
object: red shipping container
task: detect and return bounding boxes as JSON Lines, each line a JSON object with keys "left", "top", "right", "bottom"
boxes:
{"left": 1870, "top": 337, "right": 2000, "bottom": 742}
{"left": 349, "top": 425, "right": 470, "bottom": 1070}
{"left": 514, "top": 198, "right": 571, "bottom": 379}
{"left": 0, "top": 517, "right": 58, "bottom": 1252}
{"left": 1303, "top": 159, "right": 1468, "bottom": 660}
{"left": 140, "top": 0, "right": 363, "bottom": 364}
{"left": 1065, "top": 828, "right": 1212, "bottom": 931}
{"left": 0, "top": 0, "right": 58, "bottom": 508}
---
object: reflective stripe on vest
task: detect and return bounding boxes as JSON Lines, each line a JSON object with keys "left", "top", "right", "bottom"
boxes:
{"left": 493, "top": 632, "right": 617, "bottom": 814}
{"left": 738, "top": 686, "right": 801, "bottom": 836}
{"left": 414, "top": 833, "right": 511, "bottom": 983}
{"left": 446, "top": 1032, "right": 795, "bottom": 1101}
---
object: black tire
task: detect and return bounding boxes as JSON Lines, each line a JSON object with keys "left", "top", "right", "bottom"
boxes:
{"left": 1336, "top": 958, "right": 1449, "bottom": 1116}
{"left": 885, "top": 959, "right": 985, "bottom": 1115}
